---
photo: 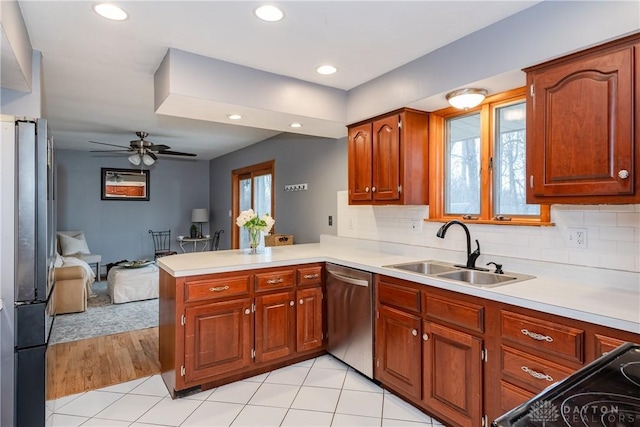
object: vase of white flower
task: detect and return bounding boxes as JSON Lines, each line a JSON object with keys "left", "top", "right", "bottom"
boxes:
{"left": 236, "top": 208, "right": 275, "bottom": 254}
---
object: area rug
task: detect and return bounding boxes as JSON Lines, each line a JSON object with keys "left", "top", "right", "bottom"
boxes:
{"left": 49, "top": 281, "right": 158, "bottom": 344}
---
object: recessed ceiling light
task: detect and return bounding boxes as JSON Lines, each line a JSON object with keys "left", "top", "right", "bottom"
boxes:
{"left": 93, "top": 3, "right": 128, "bottom": 21}
{"left": 316, "top": 65, "right": 337, "bottom": 75}
{"left": 254, "top": 5, "right": 284, "bottom": 22}
{"left": 227, "top": 114, "right": 243, "bottom": 120}
{"left": 290, "top": 123, "right": 303, "bottom": 128}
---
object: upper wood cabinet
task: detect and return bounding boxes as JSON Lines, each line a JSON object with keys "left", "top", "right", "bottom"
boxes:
{"left": 525, "top": 33, "right": 640, "bottom": 204}
{"left": 348, "top": 108, "right": 429, "bottom": 205}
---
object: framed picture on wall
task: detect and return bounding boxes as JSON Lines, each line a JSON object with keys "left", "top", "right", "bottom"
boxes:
{"left": 101, "top": 168, "right": 150, "bottom": 201}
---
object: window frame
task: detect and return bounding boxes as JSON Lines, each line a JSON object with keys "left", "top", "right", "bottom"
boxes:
{"left": 428, "top": 87, "right": 551, "bottom": 225}
{"left": 231, "top": 160, "right": 275, "bottom": 248}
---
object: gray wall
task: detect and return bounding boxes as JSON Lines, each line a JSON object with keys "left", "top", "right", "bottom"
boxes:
{"left": 56, "top": 150, "right": 209, "bottom": 269}
{"left": 209, "top": 133, "right": 347, "bottom": 249}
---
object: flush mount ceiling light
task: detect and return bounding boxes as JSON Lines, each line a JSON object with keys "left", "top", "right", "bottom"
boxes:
{"left": 227, "top": 114, "right": 243, "bottom": 120}
{"left": 254, "top": 5, "right": 284, "bottom": 22}
{"left": 316, "top": 65, "right": 337, "bottom": 75}
{"left": 446, "top": 88, "right": 488, "bottom": 109}
{"left": 93, "top": 3, "right": 128, "bottom": 21}
{"left": 289, "top": 123, "right": 303, "bottom": 128}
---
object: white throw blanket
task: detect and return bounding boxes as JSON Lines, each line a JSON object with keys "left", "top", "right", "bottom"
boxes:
{"left": 61, "top": 255, "right": 97, "bottom": 297}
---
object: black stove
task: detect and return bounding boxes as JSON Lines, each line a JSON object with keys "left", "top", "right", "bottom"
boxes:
{"left": 493, "top": 342, "right": 640, "bottom": 427}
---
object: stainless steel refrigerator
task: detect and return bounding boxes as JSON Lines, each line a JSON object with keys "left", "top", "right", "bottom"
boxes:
{"left": 0, "top": 118, "right": 56, "bottom": 427}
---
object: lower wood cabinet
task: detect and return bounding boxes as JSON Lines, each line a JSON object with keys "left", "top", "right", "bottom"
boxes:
{"left": 422, "top": 321, "right": 483, "bottom": 427}
{"left": 160, "top": 264, "right": 325, "bottom": 397}
{"left": 376, "top": 304, "right": 422, "bottom": 400}
{"left": 296, "top": 286, "right": 324, "bottom": 352}
{"left": 374, "top": 274, "right": 640, "bottom": 427}
{"left": 255, "top": 291, "right": 296, "bottom": 363}
{"left": 184, "top": 298, "right": 253, "bottom": 383}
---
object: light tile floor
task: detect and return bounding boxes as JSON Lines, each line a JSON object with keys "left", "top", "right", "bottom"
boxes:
{"left": 47, "top": 354, "right": 446, "bottom": 427}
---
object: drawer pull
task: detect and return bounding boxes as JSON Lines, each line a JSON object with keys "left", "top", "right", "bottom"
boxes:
{"left": 303, "top": 274, "right": 319, "bottom": 279}
{"left": 412, "top": 329, "right": 418, "bottom": 337}
{"left": 209, "top": 285, "right": 230, "bottom": 292}
{"left": 290, "top": 301, "right": 294, "bottom": 306}
{"left": 422, "top": 333, "right": 429, "bottom": 341}
{"left": 244, "top": 308, "right": 250, "bottom": 315}
{"left": 521, "top": 366, "right": 554, "bottom": 382}
{"left": 521, "top": 328, "right": 553, "bottom": 342}
{"left": 299, "top": 299, "right": 304, "bottom": 305}
{"left": 266, "top": 278, "right": 284, "bottom": 284}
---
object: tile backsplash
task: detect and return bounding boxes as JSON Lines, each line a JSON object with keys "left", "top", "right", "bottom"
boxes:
{"left": 336, "top": 191, "right": 640, "bottom": 273}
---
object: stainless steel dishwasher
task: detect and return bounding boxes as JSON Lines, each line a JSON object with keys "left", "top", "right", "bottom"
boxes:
{"left": 326, "top": 263, "right": 374, "bottom": 378}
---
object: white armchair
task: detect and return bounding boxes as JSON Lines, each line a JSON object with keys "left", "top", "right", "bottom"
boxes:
{"left": 57, "top": 231, "right": 102, "bottom": 279}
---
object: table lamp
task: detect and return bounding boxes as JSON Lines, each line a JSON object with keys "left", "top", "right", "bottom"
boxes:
{"left": 191, "top": 208, "right": 209, "bottom": 239}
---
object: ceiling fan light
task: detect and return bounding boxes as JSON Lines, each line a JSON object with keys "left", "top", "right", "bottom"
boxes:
{"left": 254, "top": 5, "right": 284, "bottom": 22}
{"left": 128, "top": 154, "right": 141, "bottom": 165}
{"left": 142, "top": 154, "right": 155, "bottom": 166}
{"left": 446, "top": 88, "right": 488, "bottom": 109}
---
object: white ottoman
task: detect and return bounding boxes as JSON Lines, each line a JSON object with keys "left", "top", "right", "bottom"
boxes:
{"left": 107, "top": 263, "right": 159, "bottom": 304}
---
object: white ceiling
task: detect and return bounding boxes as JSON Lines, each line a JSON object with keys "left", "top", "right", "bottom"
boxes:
{"left": 16, "top": 1, "right": 539, "bottom": 160}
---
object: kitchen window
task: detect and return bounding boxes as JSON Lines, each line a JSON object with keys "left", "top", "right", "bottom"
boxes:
{"left": 231, "top": 160, "right": 275, "bottom": 248}
{"left": 430, "top": 88, "right": 550, "bottom": 224}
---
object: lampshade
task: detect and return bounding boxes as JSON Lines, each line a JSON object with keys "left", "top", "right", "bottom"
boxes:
{"left": 128, "top": 154, "right": 141, "bottom": 166}
{"left": 142, "top": 153, "right": 155, "bottom": 166}
{"left": 446, "top": 88, "right": 488, "bottom": 109}
{"left": 191, "top": 208, "right": 209, "bottom": 223}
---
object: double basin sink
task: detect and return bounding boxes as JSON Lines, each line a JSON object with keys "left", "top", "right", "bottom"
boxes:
{"left": 382, "top": 260, "right": 535, "bottom": 288}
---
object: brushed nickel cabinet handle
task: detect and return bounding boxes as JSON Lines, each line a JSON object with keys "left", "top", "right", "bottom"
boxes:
{"left": 303, "top": 274, "right": 319, "bottom": 279}
{"left": 365, "top": 187, "right": 370, "bottom": 193}
{"left": 210, "top": 285, "right": 230, "bottom": 292}
{"left": 290, "top": 301, "right": 294, "bottom": 306}
{"left": 521, "top": 328, "right": 553, "bottom": 342}
{"left": 266, "top": 278, "right": 284, "bottom": 284}
{"left": 412, "top": 329, "right": 418, "bottom": 336}
{"left": 618, "top": 169, "right": 630, "bottom": 179}
{"left": 422, "top": 333, "right": 429, "bottom": 341}
{"left": 244, "top": 308, "right": 250, "bottom": 315}
{"left": 372, "top": 186, "right": 376, "bottom": 192}
{"left": 299, "top": 299, "right": 304, "bottom": 305}
{"left": 521, "top": 366, "right": 554, "bottom": 382}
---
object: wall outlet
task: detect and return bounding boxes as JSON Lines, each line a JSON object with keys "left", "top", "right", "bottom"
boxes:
{"left": 411, "top": 220, "right": 422, "bottom": 232}
{"left": 568, "top": 227, "right": 588, "bottom": 248}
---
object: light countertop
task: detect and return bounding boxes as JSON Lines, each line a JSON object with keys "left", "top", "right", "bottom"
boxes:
{"left": 157, "top": 238, "right": 640, "bottom": 334}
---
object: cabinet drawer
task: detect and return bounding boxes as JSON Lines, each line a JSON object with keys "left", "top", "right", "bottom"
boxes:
{"left": 594, "top": 334, "right": 626, "bottom": 359}
{"left": 499, "top": 381, "right": 535, "bottom": 414}
{"left": 255, "top": 269, "right": 295, "bottom": 292}
{"left": 501, "top": 311, "right": 584, "bottom": 363}
{"left": 423, "top": 293, "right": 484, "bottom": 333}
{"left": 297, "top": 266, "right": 323, "bottom": 287}
{"left": 378, "top": 280, "right": 420, "bottom": 313}
{"left": 185, "top": 275, "right": 251, "bottom": 303}
{"left": 501, "top": 346, "right": 574, "bottom": 393}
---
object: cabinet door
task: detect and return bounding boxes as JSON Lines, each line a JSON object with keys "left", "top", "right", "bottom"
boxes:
{"left": 376, "top": 305, "right": 421, "bottom": 399}
{"left": 423, "top": 321, "right": 482, "bottom": 427}
{"left": 255, "top": 291, "right": 296, "bottom": 363}
{"left": 527, "top": 45, "right": 635, "bottom": 202}
{"left": 372, "top": 115, "right": 401, "bottom": 201}
{"left": 348, "top": 123, "right": 373, "bottom": 202}
{"left": 184, "top": 298, "right": 252, "bottom": 383}
{"left": 296, "top": 287, "right": 323, "bottom": 352}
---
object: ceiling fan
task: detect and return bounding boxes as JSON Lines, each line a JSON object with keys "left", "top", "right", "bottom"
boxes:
{"left": 90, "top": 131, "right": 196, "bottom": 166}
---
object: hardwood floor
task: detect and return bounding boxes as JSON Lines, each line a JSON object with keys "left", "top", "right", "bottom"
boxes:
{"left": 46, "top": 327, "right": 160, "bottom": 400}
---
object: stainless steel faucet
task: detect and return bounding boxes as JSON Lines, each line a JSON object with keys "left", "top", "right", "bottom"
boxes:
{"left": 436, "top": 220, "right": 487, "bottom": 271}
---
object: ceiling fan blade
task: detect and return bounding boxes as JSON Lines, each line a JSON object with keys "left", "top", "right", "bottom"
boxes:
{"left": 157, "top": 150, "right": 197, "bottom": 157}
{"left": 148, "top": 144, "right": 170, "bottom": 152}
{"left": 90, "top": 149, "right": 131, "bottom": 153}
{"left": 90, "top": 140, "right": 131, "bottom": 149}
